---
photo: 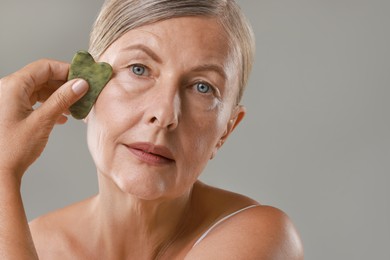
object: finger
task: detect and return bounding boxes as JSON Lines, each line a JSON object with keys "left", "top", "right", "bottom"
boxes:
{"left": 10, "top": 59, "right": 69, "bottom": 98}
{"left": 33, "top": 79, "right": 89, "bottom": 125}
{"left": 56, "top": 114, "right": 69, "bottom": 125}
{"left": 30, "top": 80, "right": 66, "bottom": 105}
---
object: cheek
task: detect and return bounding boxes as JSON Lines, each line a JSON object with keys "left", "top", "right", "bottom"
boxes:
{"left": 94, "top": 87, "right": 126, "bottom": 123}
{"left": 86, "top": 93, "right": 127, "bottom": 171}
{"left": 86, "top": 110, "right": 111, "bottom": 173}
{"left": 180, "top": 108, "right": 226, "bottom": 161}
{"left": 94, "top": 76, "right": 149, "bottom": 126}
{"left": 174, "top": 121, "right": 222, "bottom": 186}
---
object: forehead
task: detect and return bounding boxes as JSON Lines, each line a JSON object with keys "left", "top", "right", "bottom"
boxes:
{"left": 136, "top": 16, "right": 228, "bottom": 47}
{"left": 105, "top": 16, "right": 234, "bottom": 66}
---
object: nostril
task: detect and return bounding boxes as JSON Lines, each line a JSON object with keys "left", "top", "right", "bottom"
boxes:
{"left": 150, "top": 116, "right": 158, "bottom": 124}
{"left": 147, "top": 96, "right": 180, "bottom": 130}
{"left": 149, "top": 114, "right": 178, "bottom": 130}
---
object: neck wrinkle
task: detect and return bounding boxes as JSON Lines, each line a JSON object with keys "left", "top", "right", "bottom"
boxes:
{"left": 93, "top": 172, "right": 194, "bottom": 259}
{"left": 154, "top": 187, "right": 195, "bottom": 259}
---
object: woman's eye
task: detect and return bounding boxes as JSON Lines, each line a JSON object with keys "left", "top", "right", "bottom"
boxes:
{"left": 196, "top": 82, "right": 212, "bottom": 94}
{"left": 130, "top": 64, "right": 148, "bottom": 76}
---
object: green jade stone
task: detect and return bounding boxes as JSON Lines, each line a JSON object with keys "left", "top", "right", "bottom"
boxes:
{"left": 68, "top": 50, "right": 113, "bottom": 119}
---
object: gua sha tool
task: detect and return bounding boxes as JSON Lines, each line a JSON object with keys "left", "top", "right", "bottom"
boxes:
{"left": 68, "top": 50, "right": 113, "bottom": 119}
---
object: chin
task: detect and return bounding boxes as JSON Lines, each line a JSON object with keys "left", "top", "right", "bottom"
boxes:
{"left": 98, "top": 160, "right": 196, "bottom": 201}
{"left": 107, "top": 169, "right": 175, "bottom": 201}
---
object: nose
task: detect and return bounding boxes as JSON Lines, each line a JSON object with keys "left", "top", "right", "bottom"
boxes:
{"left": 146, "top": 88, "right": 180, "bottom": 131}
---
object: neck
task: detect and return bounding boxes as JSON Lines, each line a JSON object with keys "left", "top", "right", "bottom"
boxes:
{"left": 90, "top": 173, "right": 193, "bottom": 259}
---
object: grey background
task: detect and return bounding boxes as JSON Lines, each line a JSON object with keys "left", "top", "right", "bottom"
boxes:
{"left": 1, "top": 1, "right": 389, "bottom": 259}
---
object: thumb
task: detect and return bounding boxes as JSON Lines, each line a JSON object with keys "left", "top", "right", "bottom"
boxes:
{"left": 35, "top": 79, "right": 89, "bottom": 124}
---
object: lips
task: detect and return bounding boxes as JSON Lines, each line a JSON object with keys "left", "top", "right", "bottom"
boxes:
{"left": 125, "top": 142, "right": 175, "bottom": 165}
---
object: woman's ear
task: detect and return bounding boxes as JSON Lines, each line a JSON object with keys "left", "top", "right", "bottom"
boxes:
{"left": 227, "top": 105, "right": 246, "bottom": 135}
{"left": 210, "top": 105, "right": 246, "bottom": 159}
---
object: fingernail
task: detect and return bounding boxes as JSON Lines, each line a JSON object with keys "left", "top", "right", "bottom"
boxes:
{"left": 72, "top": 79, "right": 89, "bottom": 95}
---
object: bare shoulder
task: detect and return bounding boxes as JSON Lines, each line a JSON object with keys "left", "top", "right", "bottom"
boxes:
{"left": 29, "top": 209, "right": 70, "bottom": 259}
{"left": 188, "top": 184, "right": 304, "bottom": 259}
{"left": 29, "top": 197, "right": 94, "bottom": 259}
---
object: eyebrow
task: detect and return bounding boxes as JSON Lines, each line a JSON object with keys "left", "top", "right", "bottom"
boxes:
{"left": 191, "top": 64, "right": 228, "bottom": 80}
{"left": 119, "top": 44, "right": 162, "bottom": 64}
{"left": 118, "top": 44, "right": 227, "bottom": 79}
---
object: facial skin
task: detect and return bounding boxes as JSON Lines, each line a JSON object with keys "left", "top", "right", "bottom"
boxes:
{"left": 86, "top": 16, "right": 245, "bottom": 201}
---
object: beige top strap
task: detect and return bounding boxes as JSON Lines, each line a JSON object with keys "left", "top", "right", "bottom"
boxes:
{"left": 192, "top": 205, "right": 259, "bottom": 248}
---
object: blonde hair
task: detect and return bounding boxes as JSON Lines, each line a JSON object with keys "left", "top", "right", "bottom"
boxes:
{"left": 89, "top": 0, "right": 255, "bottom": 103}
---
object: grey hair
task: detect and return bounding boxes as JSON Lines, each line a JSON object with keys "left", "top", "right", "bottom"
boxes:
{"left": 89, "top": 0, "right": 255, "bottom": 103}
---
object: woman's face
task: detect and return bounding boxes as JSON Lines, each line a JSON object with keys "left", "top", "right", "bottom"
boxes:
{"left": 87, "top": 16, "right": 245, "bottom": 200}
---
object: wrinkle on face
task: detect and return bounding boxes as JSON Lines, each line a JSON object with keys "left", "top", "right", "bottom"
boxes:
{"left": 87, "top": 16, "right": 242, "bottom": 200}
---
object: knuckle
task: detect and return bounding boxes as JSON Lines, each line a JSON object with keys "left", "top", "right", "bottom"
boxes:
{"left": 0, "top": 75, "right": 11, "bottom": 89}
{"left": 32, "top": 112, "right": 55, "bottom": 130}
{"left": 34, "top": 58, "right": 51, "bottom": 66}
{"left": 54, "top": 91, "right": 71, "bottom": 111}
{"left": 9, "top": 70, "right": 35, "bottom": 90}
{"left": 0, "top": 75, "right": 21, "bottom": 97}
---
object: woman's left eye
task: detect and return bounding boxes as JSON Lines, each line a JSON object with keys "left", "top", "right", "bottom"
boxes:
{"left": 130, "top": 64, "right": 149, "bottom": 76}
{"left": 195, "top": 82, "right": 213, "bottom": 94}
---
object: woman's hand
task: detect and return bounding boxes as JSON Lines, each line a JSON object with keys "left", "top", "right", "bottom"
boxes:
{"left": 0, "top": 59, "right": 89, "bottom": 181}
{"left": 0, "top": 59, "right": 89, "bottom": 259}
